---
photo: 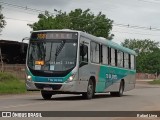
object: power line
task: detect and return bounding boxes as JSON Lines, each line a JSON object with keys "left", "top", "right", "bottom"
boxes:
{"left": 0, "top": 1, "right": 56, "bottom": 15}
{"left": 0, "top": 1, "right": 44, "bottom": 13}
{"left": 5, "top": 15, "right": 160, "bottom": 36}
{"left": 138, "top": 0, "right": 160, "bottom": 4}
{"left": 1, "top": 3, "right": 38, "bottom": 13}
{"left": 112, "top": 30, "right": 160, "bottom": 37}
{"left": 2, "top": 1, "right": 160, "bottom": 32}
{"left": 113, "top": 23, "right": 160, "bottom": 31}
{"left": 5, "top": 15, "right": 160, "bottom": 37}
{"left": 5, "top": 17, "right": 35, "bottom": 22}
{"left": 5, "top": 17, "right": 160, "bottom": 37}
{"left": 4, "top": 7, "right": 38, "bottom": 16}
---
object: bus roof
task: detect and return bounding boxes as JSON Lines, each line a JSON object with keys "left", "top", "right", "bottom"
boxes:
{"left": 31, "top": 29, "right": 136, "bottom": 55}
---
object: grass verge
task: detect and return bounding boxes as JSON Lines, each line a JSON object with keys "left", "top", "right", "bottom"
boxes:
{"left": 0, "top": 72, "right": 26, "bottom": 94}
{"left": 148, "top": 79, "right": 160, "bottom": 85}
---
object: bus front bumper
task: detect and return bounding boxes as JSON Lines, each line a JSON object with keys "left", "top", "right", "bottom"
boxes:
{"left": 26, "top": 80, "right": 88, "bottom": 92}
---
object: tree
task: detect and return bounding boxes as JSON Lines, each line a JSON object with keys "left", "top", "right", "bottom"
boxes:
{"left": 0, "top": 5, "right": 6, "bottom": 72}
{"left": 0, "top": 5, "right": 6, "bottom": 32}
{"left": 28, "top": 9, "right": 114, "bottom": 39}
{"left": 121, "top": 39, "right": 160, "bottom": 73}
{"left": 145, "top": 48, "right": 160, "bottom": 75}
{"left": 121, "top": 39, "right": 159, "bottom": 53}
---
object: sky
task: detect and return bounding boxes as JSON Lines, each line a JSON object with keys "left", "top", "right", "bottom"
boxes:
{"left": 1, "top": 0, "right": 160, "bottom": 44}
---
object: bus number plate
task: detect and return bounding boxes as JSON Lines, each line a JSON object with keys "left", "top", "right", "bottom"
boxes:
{"left": 43, "top": 87, "right": 52, "bottom": 91}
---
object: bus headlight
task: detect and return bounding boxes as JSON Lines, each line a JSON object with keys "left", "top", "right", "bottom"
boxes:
{"left": 27, "top": 75, "right": 32, "bottom": 81}
{"left": 67, "top": 74, "right": 75, "bottom": 82}
{"left": 69, "top": 76, "right": 74, "bottom": 81}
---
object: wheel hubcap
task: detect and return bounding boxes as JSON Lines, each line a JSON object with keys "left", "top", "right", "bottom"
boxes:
{"left": 87, "top": 83, "right": 93, "bottom": 96}
{"left": 120, "top": 84, "right": 123, "bottom": 94}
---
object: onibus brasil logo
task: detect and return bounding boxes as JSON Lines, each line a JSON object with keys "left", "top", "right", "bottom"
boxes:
{"left": 2, "top": 112, "right": 42, "bottom": 118}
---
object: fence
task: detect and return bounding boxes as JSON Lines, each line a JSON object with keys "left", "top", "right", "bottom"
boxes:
{"left": 136, "top": 73, "right": 160, "bottom": 80}
{"left": 0, "top": 64, "right": 159, "bottom": 80}
{"left": 0, "top": 64, "right": 26, "bottom": 79}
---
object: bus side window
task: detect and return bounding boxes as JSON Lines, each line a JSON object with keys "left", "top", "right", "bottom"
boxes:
{"left": 123, "top": 52, "right": 124, "bottom": 68}
{"left": 80, "top": 44, "right": 88, "bottom": 62}
{"left": 124, "top": 53, "right": 129, "bottom": 69}
{"left": 111, "top": 48, "right": 115, "bottom": 66}
{"left": 108, "top": 47, "right": 111, "bottom": 65}
{"left": 102, "top": 45, "right": 108, "bottom": 65}
{"left": 117, "top": 51, "right": 123, "bottom": 68}
{"left": 131, "top": 55, "right": 135, "bottom": 69}
{"left": 128, "top": 54, "right": 131, "bottom": 69}
{"left": 90, "top": 42, "right": 100, "bottom": 63}
{"left": 115, "top": 49, "right": 117, "bottom": 66}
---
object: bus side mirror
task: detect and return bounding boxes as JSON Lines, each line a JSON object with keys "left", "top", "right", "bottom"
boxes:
{"left": 21, "top": 37, "right": 29, "bottom": 53}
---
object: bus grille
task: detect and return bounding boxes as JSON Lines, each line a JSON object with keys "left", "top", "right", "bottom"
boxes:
{"left": 34, "top": 83, "right": 62, "bottom": 90}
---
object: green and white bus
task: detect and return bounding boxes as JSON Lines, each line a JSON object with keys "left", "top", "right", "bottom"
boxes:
{"left": 25, "top": 29, "right": 136, "bottom": 100}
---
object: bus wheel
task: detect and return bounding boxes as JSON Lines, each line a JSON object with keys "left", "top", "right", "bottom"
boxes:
{"left": 82, "top": 80, "right": 94, "bottom": 99}
{"left": 110, "top": 80, "right": 124, "bottom": 97}
{"left": 41, "top": 91, "right": 52, "bottom": 100}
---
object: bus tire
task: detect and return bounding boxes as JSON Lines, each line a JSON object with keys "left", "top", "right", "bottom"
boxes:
{"left": 41, "top": 91, "right": 52, "bottom": 100}
{"left": 110, "top": 80, "right": 124, "bottom": 97}
{"left": 82, "top": 80, "right": 94, "bottom": 99}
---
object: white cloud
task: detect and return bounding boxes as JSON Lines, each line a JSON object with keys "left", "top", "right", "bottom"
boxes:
{"left": 2, "top": 19, "right": 32, "bottom": 41}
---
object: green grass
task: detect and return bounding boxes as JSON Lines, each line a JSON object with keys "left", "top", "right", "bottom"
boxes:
{"left": 148, "top": 79, "right": 160, "bottom": 85}
{"left": 0, "top": 72, "right": 26, "bottom": 94}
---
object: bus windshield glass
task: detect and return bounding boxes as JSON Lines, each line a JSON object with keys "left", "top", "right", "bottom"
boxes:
{"left": 27, "top": 39, "right": 78, "bottom": 71}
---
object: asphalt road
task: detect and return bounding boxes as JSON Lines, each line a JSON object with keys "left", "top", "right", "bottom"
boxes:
{"left": 0, "top": 82, "right": 160, "bottom": 120}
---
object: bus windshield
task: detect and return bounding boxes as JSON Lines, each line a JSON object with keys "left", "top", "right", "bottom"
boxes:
{"left": 27, "top": 39, "right": 78, "bottom": 71}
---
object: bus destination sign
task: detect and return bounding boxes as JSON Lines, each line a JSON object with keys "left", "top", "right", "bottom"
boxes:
{"left": 31, "top": 32, "right": 78, "bottom": 40}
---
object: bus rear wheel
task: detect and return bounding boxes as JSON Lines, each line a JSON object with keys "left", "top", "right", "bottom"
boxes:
{"left": 41, "top": 91, "right": 52, "bottom": 100}
{"left": 110, "top": 80, "right": 124, "bottom": 97}
{"left": 82, "top": 80, "right": 94, "bottom": 99}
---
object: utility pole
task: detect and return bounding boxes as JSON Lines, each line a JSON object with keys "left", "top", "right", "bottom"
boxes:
{"left": 0, "top": 47, "right": 4, "bottom": 72}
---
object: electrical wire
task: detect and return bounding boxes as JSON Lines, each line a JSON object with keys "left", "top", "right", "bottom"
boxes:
{"left": 1, "top": 1, "right": 160, "bottom": 32}
{"left": 5, "top": 17, "right": 35, "bottom": 22}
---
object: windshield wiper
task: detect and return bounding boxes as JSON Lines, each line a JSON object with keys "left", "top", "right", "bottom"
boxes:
{"left": 45, "top": 42, "right": 53, "bottom": 64}
{"left": 55, "top": 41, "right": 65, "bottom": 61}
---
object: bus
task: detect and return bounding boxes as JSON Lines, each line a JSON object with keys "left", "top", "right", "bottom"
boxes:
{"left": 24, "top": 29, "right": 136, "bottom": 100}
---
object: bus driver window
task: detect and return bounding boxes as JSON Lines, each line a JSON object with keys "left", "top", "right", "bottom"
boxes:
{"left": 80, "top": 44, "right": 88, "bottom": 67}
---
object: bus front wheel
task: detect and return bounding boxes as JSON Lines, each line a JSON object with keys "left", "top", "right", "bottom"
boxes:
{"left": 82, "top": 80, "right": 94, "bottom": 99}
{"left": 41, "top": 91, "right": 52, "bottom": 100}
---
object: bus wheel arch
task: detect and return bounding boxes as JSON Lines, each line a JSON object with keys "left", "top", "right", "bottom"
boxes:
{"left": 121, "top": 79, "right": 125, "bottom": 91}
{"left": 110, "top": 79, "right": 125, "bottom": 97}
{"left": 119, "top": 79, "right": 125, "bottom": 96}
{"left": 82, "top": 76, "right": 96, "bottom": 99}
{"left": 90, "top": 76, "right": 96, "bottom": 93}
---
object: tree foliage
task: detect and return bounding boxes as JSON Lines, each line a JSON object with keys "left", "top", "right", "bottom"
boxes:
{"left": 121, "top": 39, "right": 159, "bottom": 53}
{"left": 28, "top": 9, "right": 114, "bottom": 39}
{"left": 121, "top": 39, "right": 160, "bottom": 74}
{"left": 0, "top": 5, "right": 6, "bottom": 32}
{"left": 145, "top": 48, "right": 160, "bottom": 74}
